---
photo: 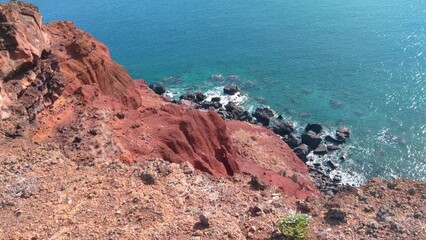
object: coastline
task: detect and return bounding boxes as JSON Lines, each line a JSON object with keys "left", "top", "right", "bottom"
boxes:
{"left": 0, "top": 2, "right": 425, "bottom": 239}
{"left": 155, "top": 82, "right": 362, "bottom": 194}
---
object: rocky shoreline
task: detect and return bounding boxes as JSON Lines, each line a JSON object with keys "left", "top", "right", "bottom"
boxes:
{"left": 1, "top": 2, "right": 425, "bottom": 239}
{"left": 149, "top": 82, "right": 353, "bottom": 195}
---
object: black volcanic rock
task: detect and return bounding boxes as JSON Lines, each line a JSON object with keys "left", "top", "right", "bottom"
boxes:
{"left": 253, "top": 108, "right": 274, "bottom": 126}
{"left": 211, "top": 97, "right": 221, "bottom": 102}
{"left": 305, "top": 123, "right": 323, "bottom": 134}
{"left": 301, "top": 130, "right": 322, "bottom": 149}
{"left": 294, "top": 144, "right": 310, "bottom": 163}
{"left": 201, "top": 101, "right": 222, "bottom": 110}
{"left": 149, "top": 83, "right": 166, "bottom": 95}
{"left": 180, "top": 93, "right": 196, "bottom": 102}
{"left": 238, "top": 111, "right": 254, "bottom": 123}
{"left": 283, "top": 134, "right": 302, "bottom": 149}
{"left": 271, "top": 115, "right": 294, "bottom": 136}
{"left": 313, "top": 144, "right": 328, "bottom": 155}
{"left": 224, "top": 102, "right": 243, "bottom": 120}
{"left": 223, "top": 84, "right": 239, "bottom": 95}
{"left": 195, "top": 92, "right": 207, "bottom": 102}
{"left": 336, "top": 127, "right": 351, "bottom": 139}
{"left": 325, "top": 135, "right": 345, "bottom": 145}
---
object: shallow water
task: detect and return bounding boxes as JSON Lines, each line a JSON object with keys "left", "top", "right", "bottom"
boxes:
{"left": 28, "top": 0, "right": 426, "bottom": 182}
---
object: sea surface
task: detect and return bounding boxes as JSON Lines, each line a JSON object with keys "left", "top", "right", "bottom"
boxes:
{"left": 27, "top": 0, "right": 426, "bottom": 183}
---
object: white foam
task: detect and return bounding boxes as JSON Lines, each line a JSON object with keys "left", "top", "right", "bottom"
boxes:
{"left": 307, "top": 151, "right": 366, "bottom": 186}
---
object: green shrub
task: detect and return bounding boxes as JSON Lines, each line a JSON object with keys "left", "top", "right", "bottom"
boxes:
{"left": 278, "top": 213, "right": 311, "bottom": 240}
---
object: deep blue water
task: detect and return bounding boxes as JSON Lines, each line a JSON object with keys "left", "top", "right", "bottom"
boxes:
{"left": 25, "top": 0, "right": 426, "bottom": 182}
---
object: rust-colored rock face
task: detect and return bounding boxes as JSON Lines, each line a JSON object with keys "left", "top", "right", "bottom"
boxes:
{"left": 140, "top": 104, "right": 239, "bottom": 176}
{"left": 0, "top": 2, "right": 47, "bottom": 79}
{"left": 44, "top": 21, "right": 142, "bottom": 109}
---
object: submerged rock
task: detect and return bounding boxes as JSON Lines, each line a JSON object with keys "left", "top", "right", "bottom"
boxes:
{"left": 330, "top": 99, "right": 344, "bottom": 108}
{"left": 226, "top": 75, "right": 241, "bottom": 83}
{"left": 210, "top": 74, "right": 225, "bottom": 82}
{"left": 299, "top": 111, "right": 311, "bottom": 118}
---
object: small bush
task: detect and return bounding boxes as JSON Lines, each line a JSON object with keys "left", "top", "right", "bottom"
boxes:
{"left": 278, "top": 213, "right": 311, "bottom": 240}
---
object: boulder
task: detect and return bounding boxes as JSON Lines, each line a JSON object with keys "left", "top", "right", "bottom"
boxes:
{"left": 253, "top": 108, "right": 274, "bottom": 126}
{"left": 283, "top": 134, "right": 302, "bottom": 149}
{"left": 140, "top": 172, "right": 156, "bottom": 185}
{"left": 201, "top": 101, "right": 222, "bottom": 110}
{"left": 313, "top": 144, "right": 328, "bottom": 155}
{"left": 293, "top": 144, "right": 310, "bottom": 163}
{"left": 211, "top": 97, "right": 221, "bottom": 102}
{"left": 250, "top": 175, "right": 268, "bottom": 190}
{"left": 225, "top": 102, "right": 243, "bottom": 115}
{"left": 325, "top": 160, "right": 337, "bottom": 170}
{"left": 180, "top": 93, "right": 196, "bottom": 102}
{"left": 305, "top": 123, "right": 323, "bottom": 134}
{"left": 237, "top": 111, "right": 254, "bottom": 123}
{"left": 148, "top": 83, "right": 166, "bottom": 95}
{"left": 325, "top": 208, "right": 347, "bottom": 224}
{"left": 271, "top": 115, "right": 294, "bottom": 136}
{"left": 327, "top": 145, "right": 342, "bottom": 152}
{"left": 195, "top": 92, "right": 207, "bottom": 102}
{"left": 199, "top": 213, "right": 211, "bottom": 228}
{"left": 217, "top": 110, "right": 232, "bottom": 120}
{"left": 301, "top": 131, "right": 322, "bottom": 149}
{"left": 336, "top": 127, "right": 351, "bottom": 139}
{"left": 223, "top": 84, "right": 239, "bottom": 95}
{"left": 324, "top": 135, "right": 345, "bottom": 145}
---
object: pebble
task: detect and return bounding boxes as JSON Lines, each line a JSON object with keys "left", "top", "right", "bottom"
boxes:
{"left": 199, "top": 213, "right": 210, "bottom": 228}
{"left": 407, "top": 188, "right": 416, "bottom": 195}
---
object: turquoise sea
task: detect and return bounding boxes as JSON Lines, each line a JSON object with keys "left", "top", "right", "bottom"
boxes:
{"left": 27, "top": 0, "right": 425, "bottom": 182}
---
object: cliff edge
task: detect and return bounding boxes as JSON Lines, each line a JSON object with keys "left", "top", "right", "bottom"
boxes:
{"left": 0, "top": 2, "right": 424, "bottom": 239}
